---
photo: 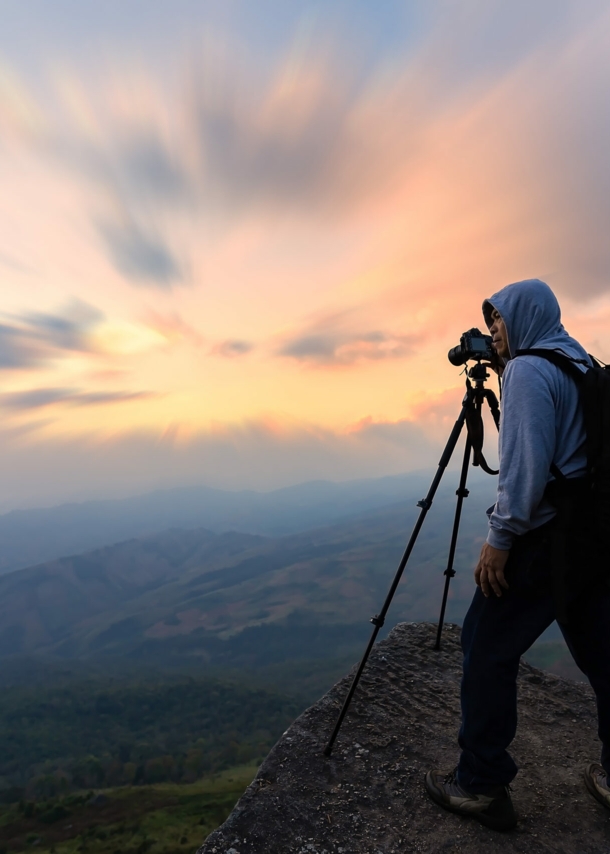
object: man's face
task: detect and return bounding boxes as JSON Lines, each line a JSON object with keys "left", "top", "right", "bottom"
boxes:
{"left": 489, "top": 308, "right": 510, "bottom": 359}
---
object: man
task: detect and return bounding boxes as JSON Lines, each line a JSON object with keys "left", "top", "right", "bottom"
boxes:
{"left": 424, "top": 278, "right": 610, "bottom": 831}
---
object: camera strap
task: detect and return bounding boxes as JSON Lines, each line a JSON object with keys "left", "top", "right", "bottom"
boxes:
{"left": 465, "top": 380, "right": 499, "bottom": 475}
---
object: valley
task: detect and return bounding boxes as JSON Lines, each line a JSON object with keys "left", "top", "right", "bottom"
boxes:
{"left": 0, "top": 767, "right": 257, "bottom": 854}
{"left": 0, "top": 472, "right": 580, "bottom": 849}
{"left": 0, "top": 474, "right": 497, "bottom": 664}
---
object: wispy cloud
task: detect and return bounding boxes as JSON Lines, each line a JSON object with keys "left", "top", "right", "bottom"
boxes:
{"left": 211, "top": 339, "right": 254, "bottom": 358}
{"left": 20, "top": 300, "right": 104, "bottom": 351}
{"left": 277, "top": 313, "right": 420, "bottom": 366}
{"left": 145, "top": 311, "right": 204, "bottom": 347}
{"left": 98, "top": 220, "right": 184, "bottom": 288}
{"left": 70, "top": 390, "right": 157, "bottom": 406}
{"left": 0, "top": 387, "right": 155, "bottom": 411}
{"left": 0, "top": 388, "right": 71, "bottom": 410}
{"left": 0, "top": 324, "right": 45, "bottom": 369}
{"left": 0, "top": 300, "right": 105, "bottom": 371}
{"left": 196, "top": 72, "right": 363, "bottom": 215}
{"left": 113, "top": 133, "right": 193, "bottom": 206}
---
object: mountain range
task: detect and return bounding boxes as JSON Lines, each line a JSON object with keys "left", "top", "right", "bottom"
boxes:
{"left": 0, "top": 470, "right": 573, "bottom": 693}
{"left": 0, "top": 473, "right": 442, "bottom": 574}
{"left": 0, "top": 473, "right": 498, "bottom": 666}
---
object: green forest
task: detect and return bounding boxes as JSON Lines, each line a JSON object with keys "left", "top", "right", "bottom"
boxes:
{"left": 0, "top": 767, "right": 258, "bottom": 854}
{"left": 0, "top": 674, "right": 302, "bottom": 802}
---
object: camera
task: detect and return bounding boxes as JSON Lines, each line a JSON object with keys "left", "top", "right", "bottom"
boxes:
{"left": 448, "top": 328, "right": 494, "bottom": 366}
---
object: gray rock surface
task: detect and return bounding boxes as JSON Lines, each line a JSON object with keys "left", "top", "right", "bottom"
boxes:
{"left": 198, "top": 622, "right": 610, "bottom": 853}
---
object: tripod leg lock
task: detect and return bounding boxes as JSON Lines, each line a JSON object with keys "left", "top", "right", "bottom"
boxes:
{"left": 417, "top": 498, "right": 432, "bottom": 509}
{"left": 443, "top": 568, "right": 457, "bottom": 578}
{"left": 456, "top": 487, "right": 470, "bottom": 498}
{"left": 370, "top": 614, "right": 385, "bottom": 627}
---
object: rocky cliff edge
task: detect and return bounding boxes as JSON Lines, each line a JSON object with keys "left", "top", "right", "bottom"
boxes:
{"left": 198, "top": 622, "right": 609, "bottom": 854}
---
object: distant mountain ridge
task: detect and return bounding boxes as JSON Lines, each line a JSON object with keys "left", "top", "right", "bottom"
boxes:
{"left": 0, "top": 474, "right": 441, "bottom": 575}
{"left": 0, "top": 478, "right": 498, "bottom": 665}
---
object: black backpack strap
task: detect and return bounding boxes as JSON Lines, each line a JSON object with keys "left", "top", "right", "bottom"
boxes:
{"left": 514, "top": 348, "right": 588, "bottom": 383}
{"left": 514, "top": 348, "right": 588, "bottom": 482}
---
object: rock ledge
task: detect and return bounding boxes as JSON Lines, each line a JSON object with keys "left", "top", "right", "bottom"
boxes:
{"left": 198, "top": 622, "right": 608, "bottom": 854}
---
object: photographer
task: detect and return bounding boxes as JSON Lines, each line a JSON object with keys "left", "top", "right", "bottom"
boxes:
{"left": 425, "top": 278, "right": 610, "bottom": 831}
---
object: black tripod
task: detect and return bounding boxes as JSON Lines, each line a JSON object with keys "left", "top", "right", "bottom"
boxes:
{"left": 323, "top": 361, "right": 500, "bottom": 757}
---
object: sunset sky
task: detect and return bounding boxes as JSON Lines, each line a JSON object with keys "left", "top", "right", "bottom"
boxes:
{"left": 1, "top": 0, "right": 610, "bottom": 509}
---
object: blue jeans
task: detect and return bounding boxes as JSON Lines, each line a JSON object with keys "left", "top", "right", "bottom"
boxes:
{"left": 457, "top": 521, "right": 610, "bottom": 792}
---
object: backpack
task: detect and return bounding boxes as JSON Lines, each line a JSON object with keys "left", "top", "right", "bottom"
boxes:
{"left": 514, "top": 348, "right": 610, "bottom": 619}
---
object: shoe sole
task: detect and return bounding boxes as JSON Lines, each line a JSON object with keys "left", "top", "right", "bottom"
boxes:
{"left": 424, "top": 772, "right": 518, "bottom": 832}
{"left": 583, "top": 764, "right": 610, "bottom": 812}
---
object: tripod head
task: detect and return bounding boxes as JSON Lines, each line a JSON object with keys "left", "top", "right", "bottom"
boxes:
{"left": 467, "top": 360, "right": 491, "bottom": 385}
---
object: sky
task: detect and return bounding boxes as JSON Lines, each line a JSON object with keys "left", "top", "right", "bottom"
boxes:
{"left": 1, "top": 0, "right": 610, "bottom": 509}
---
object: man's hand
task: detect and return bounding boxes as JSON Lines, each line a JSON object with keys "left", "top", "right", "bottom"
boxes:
{"left": 475, "top": 543, "right": 510, "bottom": 597}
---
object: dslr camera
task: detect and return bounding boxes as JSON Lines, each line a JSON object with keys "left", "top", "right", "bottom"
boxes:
{"left": 448, "top": 328, "right": 494, "bottom": 366}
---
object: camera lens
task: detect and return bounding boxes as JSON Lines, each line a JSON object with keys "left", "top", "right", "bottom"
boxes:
{"left": 447, "top": 345, "right": 467, "bottom": 366}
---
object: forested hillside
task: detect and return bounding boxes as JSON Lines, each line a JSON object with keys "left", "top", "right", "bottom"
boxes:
{"left": 0, "top": 770, "right": 257, "bottom": 854}
{"left": 0, "top": 485, "right": 496, "bottom": 664}
{"left": 0, "top": 674, "right": 301, "bottom": 799}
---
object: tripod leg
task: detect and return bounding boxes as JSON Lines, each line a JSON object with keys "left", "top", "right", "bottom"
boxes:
{"left": 323, "top": 399, "right": 469, "bottom": 757}
{"left": 434, "top": 434, "right": 472, "bottom": 650}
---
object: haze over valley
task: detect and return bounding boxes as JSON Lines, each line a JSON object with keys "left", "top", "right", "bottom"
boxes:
{"left": 0, "top": 472, "right": 497, "bottom": 662}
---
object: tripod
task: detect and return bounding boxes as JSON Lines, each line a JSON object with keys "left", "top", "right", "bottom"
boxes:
{"left": 323, "top": 361, "right": 500, "bottom": 757}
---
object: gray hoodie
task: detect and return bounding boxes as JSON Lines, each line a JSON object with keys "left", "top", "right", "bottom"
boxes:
{"left": 482, "top": 279, "right": 589, "bottom": 550}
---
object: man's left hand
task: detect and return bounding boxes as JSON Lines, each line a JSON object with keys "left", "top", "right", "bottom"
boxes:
{"left": 475, "top": 543, "right": 510, "bottom": 597}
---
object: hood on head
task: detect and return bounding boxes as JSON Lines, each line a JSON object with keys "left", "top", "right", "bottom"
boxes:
{"left": 482, "top": 279, "right": 568, "bottom": 359}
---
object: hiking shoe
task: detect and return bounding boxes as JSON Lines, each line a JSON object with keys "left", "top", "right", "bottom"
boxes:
{"left": 425, "top": 768, "right": 517, "bottom": 831}
{"left": 584, "top": 763, "right": 610, "bottom": 811}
